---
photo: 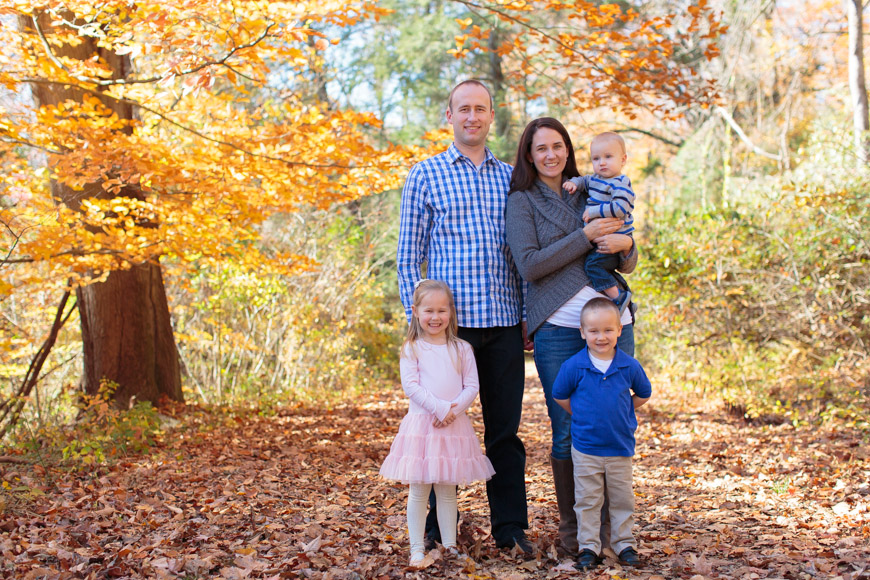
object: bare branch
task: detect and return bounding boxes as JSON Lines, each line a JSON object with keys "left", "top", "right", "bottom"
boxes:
{"left": 0, "top": 289, "right": 76, "bottom": 440}
{"left": 21, "top": 79, "right": 407, "bottom": 171}
{"left": 0, "top": 136, "right": 64, "bottom": 155}
{"left": 32, "top": 15, "right": 277, "bottom": 87}
{"left": 714, "top": 106, "right": 782, "bottom": 161}
{"left": 613, "top": 127, "right": 684, "bottom": 149}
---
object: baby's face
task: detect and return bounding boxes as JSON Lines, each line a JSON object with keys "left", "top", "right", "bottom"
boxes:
{"left": 590, "top": 138, "right": 627, "bottom": 179}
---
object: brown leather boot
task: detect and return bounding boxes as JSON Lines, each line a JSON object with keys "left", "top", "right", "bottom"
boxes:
{"left": 550, "top": 456, "right": 579, "bottom": 554}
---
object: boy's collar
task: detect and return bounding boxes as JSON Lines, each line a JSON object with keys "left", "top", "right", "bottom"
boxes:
{"left": 579, "top": 346, "right": 630, "bottom": 370}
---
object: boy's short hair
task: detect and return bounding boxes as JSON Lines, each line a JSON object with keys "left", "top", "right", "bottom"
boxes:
{"left": 592, "top": 131, "right": 626, "bottom": 155}
{"left": 580, "top": 296, "right": 621, "bottom": 326}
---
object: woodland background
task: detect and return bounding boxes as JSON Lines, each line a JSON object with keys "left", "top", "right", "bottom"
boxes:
{"left": 0, "top": 0, "right": 868, "bottom": 579}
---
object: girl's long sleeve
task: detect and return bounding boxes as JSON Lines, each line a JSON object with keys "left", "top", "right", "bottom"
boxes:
{"left": 449, "top": 342, "right": 480, "bottom": 415}
{"left": 400, "top": 352, "right": 452, "bottom": 421}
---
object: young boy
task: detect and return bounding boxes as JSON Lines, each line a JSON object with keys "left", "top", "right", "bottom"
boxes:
{"left": 552, "top": 297, "right": 651, "bottom": 570}
{"left": 563, "top": 132, "right": 635, "bottom": 314}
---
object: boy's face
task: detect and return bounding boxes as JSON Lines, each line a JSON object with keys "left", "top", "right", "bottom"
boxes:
{"left": 580, "top": 307, "right": 623, "bottom": 359}
{"left": 590, "top": 138, "right": 627, "bottom": 179}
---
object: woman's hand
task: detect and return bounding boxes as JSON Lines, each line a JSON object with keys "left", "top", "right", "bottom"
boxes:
{"left": 593, "top": 233, "right": 634, "bottom": 255}
{"left": 582, "top": 217, "right": 623, "bottom": 240}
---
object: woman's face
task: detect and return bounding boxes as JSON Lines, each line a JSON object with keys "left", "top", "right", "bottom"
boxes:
{"left": 528, "top": 127, "right": 568, "bottom": 185}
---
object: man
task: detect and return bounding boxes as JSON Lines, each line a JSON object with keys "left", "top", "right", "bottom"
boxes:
{"left": 397, "top": 79, "right": 533, "bottom": 554}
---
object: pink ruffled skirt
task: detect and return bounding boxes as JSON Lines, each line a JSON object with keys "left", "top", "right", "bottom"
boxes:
{"left": 380, "top": 412, "right": 495, "bottom": 485}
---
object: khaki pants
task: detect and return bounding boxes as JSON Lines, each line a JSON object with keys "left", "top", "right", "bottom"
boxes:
{"left": 571, "top": 448, "right": 636, "bottom": 555}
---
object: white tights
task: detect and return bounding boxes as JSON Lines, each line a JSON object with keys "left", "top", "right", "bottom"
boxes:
{"left": 407, "top": 483, "right": 457, "bottom": 558}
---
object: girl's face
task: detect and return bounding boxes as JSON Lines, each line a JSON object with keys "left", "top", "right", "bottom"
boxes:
{"left": 413, "top": 290, "right": 451, "bottom": 343}
{"left": 528, "top": 127, "right": 568, "bottom": 187}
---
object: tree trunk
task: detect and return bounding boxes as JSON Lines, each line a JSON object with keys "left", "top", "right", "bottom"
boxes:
{"left": 846, "top": 0, "right": 870, "bottom": 166}
{"left": 488, "top": 27, "right": 512, "bottom": 144}
{"left": 23, "top": 12, "right": 182, "bottom": 408}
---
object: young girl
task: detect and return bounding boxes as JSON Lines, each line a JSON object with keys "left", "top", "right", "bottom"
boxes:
{"left": 380, "top": 280, "right": 495, "bottom": 567}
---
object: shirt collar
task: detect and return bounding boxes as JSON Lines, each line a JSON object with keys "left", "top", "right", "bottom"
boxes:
{"left": 578, "top": 346, "right": 631, "bottom": 374}
{"left": 447, "top": 142, "right": 496, "bottom": 166}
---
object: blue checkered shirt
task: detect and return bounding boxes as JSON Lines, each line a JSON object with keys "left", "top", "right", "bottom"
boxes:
{"left": 397, "top": 143, "right": 523, "bottom": 328}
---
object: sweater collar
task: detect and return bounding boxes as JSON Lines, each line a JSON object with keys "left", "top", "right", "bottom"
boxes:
{"left": 522, "top": 180, "right": 585, "bottom": 234}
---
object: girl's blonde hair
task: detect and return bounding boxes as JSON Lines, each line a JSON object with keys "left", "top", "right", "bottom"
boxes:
{"left": 402, "top": 279, "right": 464, "bottom": 371}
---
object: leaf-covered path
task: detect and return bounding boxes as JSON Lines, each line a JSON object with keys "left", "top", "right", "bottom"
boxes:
{"left": 2, "top": 368, "right": 868, "bottom": 579}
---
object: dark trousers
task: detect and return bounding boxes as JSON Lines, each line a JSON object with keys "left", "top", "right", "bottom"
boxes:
{"left": 584, "top": 250, "right": 622, "bottom": 293}
{"left": 425, "top": 324, "right": 529, "bottom": 545}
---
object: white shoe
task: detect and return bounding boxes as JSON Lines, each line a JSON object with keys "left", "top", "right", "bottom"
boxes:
{"left": 409, "top": 552, "right": 426, "bottom": 568}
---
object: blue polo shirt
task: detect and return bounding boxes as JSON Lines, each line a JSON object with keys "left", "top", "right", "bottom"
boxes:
{"left": 552, "top": 347, "right": 652, "bottom": 457}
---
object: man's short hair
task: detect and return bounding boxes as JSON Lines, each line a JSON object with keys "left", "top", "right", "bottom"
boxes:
{"left": 580, "top": 296, "right": 621, "bottom": 326}
{"left": 448, "top": 80, "right": 493, "bottom": 112}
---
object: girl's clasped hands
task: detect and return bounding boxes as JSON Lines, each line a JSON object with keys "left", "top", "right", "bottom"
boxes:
{"left": 432, "top": 402, "right": 458, "bottom": 428}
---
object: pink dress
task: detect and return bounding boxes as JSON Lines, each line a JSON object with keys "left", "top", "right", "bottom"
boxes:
{"left": 380, "top": 340, "right": 495, "bottom": 485}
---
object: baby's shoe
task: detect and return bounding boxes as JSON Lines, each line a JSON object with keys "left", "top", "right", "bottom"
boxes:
{"left": 613, "top": 289, "right": 632, "bottom": 315}
{"left": 445, "top": 545, "right": 464, "bottom": 559}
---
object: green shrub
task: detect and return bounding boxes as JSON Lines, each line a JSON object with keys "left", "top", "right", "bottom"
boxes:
{"left": 634, "top": 177, "right": 870, "bottom": 424}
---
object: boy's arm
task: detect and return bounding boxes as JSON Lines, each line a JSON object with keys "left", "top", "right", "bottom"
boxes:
{"left": 590, "top": 176, "right": 635, "bottom": 220}
{"left": 554, "top": 398, "right": 572, "bottom": 414}
{"left": 630, "top": 361, "right": 653, "bottom": 409}
{"left": 567, "top": 175, "right": 587, "bottom": 188}
{"left": 551, "top": 359, "right": 578, "bottom": 416}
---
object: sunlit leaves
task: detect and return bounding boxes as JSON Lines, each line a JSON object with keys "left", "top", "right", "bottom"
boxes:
{"left": 0, "top": 0, "right": 435, "bottom": 297}
{"left": 449, "top": 0, "right": 725, "bottom": 118}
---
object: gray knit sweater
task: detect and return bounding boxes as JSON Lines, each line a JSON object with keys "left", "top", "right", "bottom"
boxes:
{"left": 505, "top": 180, "right": 638, "bottom": 336}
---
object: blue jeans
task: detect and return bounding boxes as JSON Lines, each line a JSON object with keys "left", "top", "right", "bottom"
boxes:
{"left": 533, "top": 322, "right": 635, "bottom": 460}
{"left": 584, "top": 250, "right": 622, "bottom": 293}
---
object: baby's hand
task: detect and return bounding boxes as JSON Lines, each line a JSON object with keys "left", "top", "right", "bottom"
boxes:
{"left": 563, "top": 181, "right": 577, "bottom": 194}
{"left": 582, "top": 208, "right": 591, "bottom": 223}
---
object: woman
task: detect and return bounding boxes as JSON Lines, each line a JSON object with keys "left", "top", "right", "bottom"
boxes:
{"left": 505, "top": 118, "right": 637, "bottom": 555}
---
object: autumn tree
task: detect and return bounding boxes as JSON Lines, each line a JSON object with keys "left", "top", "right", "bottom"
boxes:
{"left": 0, "top": 0, "right": 723, "bottom": 428}
{"left": 327, "top": 0, "right": 724, "bottom": 157}
{"left": 0, "top": 0, "right": 416, "bottom": 413}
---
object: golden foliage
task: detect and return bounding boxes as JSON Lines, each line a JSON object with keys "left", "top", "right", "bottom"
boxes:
{"left": 449, "top": 0, "right": 724, "bottom": 118}
{"left": 0, "top": 0, "right": 435, "bottom": 292}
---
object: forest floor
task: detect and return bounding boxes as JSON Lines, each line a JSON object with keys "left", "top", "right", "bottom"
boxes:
{"left": 1, "top": 361, "right": 868, "bottom": 580}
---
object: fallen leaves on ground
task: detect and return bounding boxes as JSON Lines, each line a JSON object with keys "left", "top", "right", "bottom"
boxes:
{"left": 1, "top": 369, "right": 868, "bottom": 579}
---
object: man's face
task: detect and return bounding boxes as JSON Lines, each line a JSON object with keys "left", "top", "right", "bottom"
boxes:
{"left": 445, "top": 84, "right": 494, "bottom": 150}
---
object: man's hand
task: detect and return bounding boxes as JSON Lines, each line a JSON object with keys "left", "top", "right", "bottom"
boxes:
{"left": 521, "top": 321, "right": 534, "bottom": 352}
